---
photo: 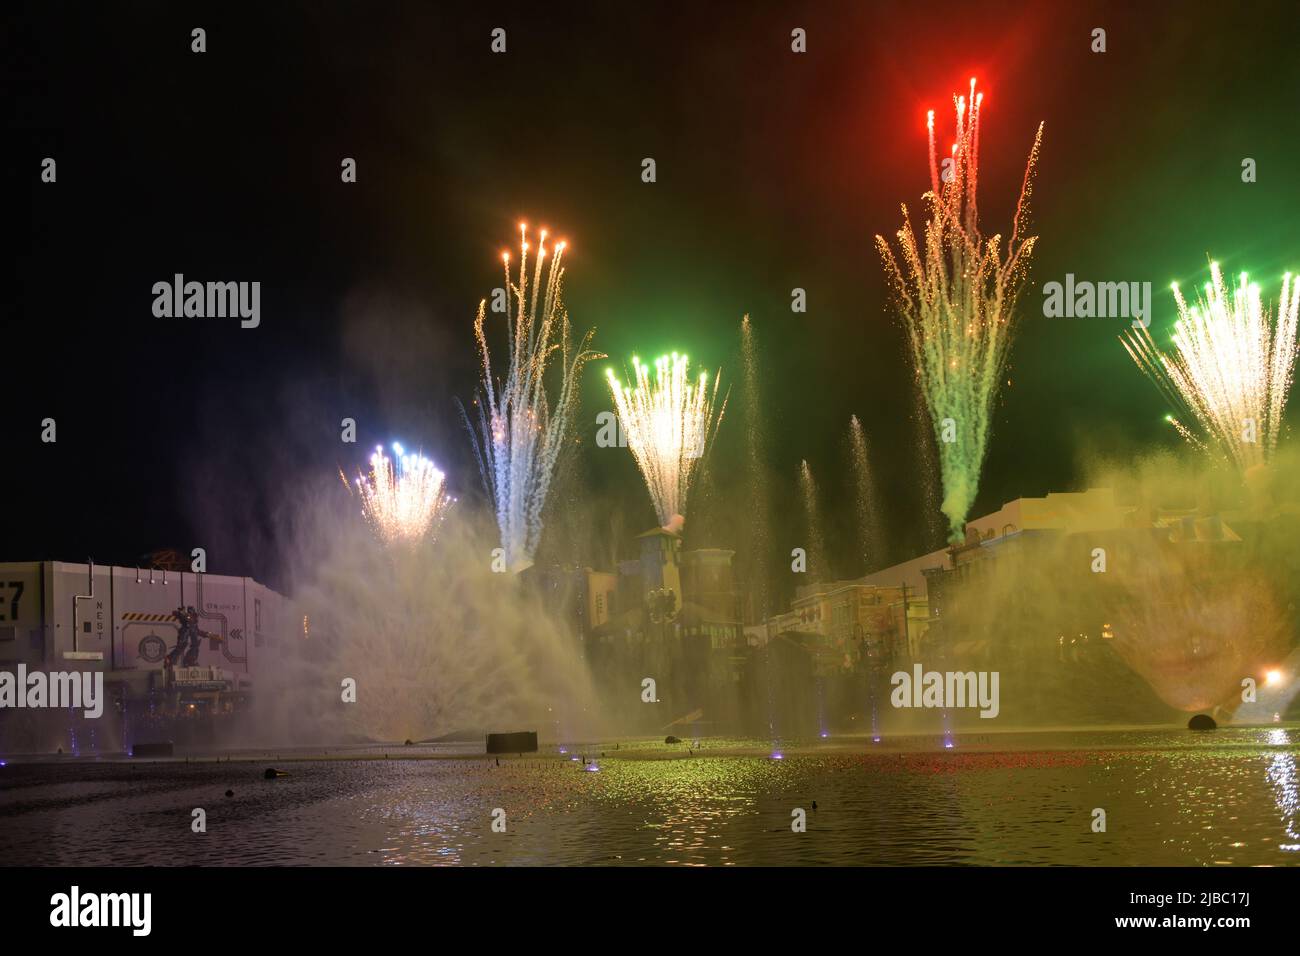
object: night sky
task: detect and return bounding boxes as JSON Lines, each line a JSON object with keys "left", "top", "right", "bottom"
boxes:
{"left": 9, "top": 0, "right": 1300, "bottom": 594}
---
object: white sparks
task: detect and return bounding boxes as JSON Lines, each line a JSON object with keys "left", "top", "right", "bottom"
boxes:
{"left": 460, "top": 224, "right": 602, "bottom": 572}
{"left": 606, "top": 352, "right": 726, "bottom": 528}
{"left": 355, "top": 445, "right": 454, "bottom": 545}
{"left": 1124, "top": 263, "right": 1299, "bottom": 473}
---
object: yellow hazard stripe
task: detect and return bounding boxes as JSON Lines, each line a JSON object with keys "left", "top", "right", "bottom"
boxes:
{"left": 121, "top": 612, "right": 179, "bottom": 622}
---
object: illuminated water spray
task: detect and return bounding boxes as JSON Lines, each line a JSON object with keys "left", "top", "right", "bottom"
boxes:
{"left": 460, "top": 224, "right": 602, "bottom": 572}
{"left": 1123, "top": 263, "right": 1299, "bottom": 474}
{"left": 606, "top": 352, "right": 726, "bottom": 529}
{"left": 875, "top": 79, "right": 1044, "bottom": 541}
{"left": 741, "top": 316, "right": 773, "bottom": 605}
{"left": 353, "top": 444, "right": 454, "bottom": 545}
{"left": 848, "top": 415, "right": 884, "bottom": 573}
{"left": 798, "top": 459, "right": 828, "bottom": 581}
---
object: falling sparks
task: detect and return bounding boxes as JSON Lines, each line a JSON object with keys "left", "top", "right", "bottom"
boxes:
{"left": 875, "top": 79, "right": 1044, "bottom": 542}
{"left": 1123, "top": 263, "right": 1299, "bottom": 473}
{"left": 460, "top": 224, "right": 602, "bottom": 572}
{"left": 605, "top": 352, "right": 726, "bottom": 528}
{"left": 354, "top": 444, "right": 454, "bottom": 545}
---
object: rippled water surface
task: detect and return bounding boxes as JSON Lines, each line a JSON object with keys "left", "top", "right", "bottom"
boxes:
{"left": 2, "top": 729, "right": 1298, "bottom": 865}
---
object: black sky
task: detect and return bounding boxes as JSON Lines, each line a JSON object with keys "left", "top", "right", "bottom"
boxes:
{"left": 8, "top": 0, "right": 1300, "bottom": 593}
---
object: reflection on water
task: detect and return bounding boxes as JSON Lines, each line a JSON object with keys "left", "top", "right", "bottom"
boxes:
{"left": 2, "top": 729, "right": 1299, "bottom": 866}
{"left": 1265, "top": 728, "right": 1300, "bottom": 852}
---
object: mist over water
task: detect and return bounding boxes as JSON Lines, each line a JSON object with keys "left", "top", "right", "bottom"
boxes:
{"left": 1087, "top": 448, "right": 1300, "bottom": 718}
{"left": 252, "top": 485, "right": 602, "bottom": 747}
{"left": 926, "top": 447, "right": 1300, "bottom": 727}
{"left": 249, "top": 443, "right": 1300, "bottom": 743}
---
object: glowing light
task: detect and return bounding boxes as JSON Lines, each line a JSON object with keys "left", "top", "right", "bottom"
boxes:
{"left": 876, "top": 79, "right": 1045, "bottom": 541}
{"left": 1266, "top": 669, "right": 1285, "bottom": 687}
{"left": 460, "top": 224, "right": 603, "bottom": 572}
{"left": 1123, "top": 264, "right": 1299, "bottom": 473}
{"left": 354, "top": 444, "right": 454, "bottom": 545}
{"left": 606, "top": 352, "right": 726, "bottom": 527}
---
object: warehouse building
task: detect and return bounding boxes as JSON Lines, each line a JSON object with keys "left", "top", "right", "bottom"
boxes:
{"left": 0, "top": 559, "right": 296, "bottom": 753}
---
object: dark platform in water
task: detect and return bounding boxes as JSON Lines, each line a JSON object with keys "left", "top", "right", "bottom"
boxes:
{"left": 1188, "top": 714, "right": 1217, "bottom": 730}
{"left": 486, "top": 731, "right": 538, "bottom": 754}
{"left": 131, "top": 741, "right": 174, "bottom": 757}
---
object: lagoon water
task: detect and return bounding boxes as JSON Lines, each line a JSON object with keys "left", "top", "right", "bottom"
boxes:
{"left": 2, "top": 728, "right": 1298, "bottom": 866}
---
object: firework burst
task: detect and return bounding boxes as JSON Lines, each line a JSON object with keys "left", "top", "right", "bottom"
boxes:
{"left": 606, "top": 352, "right": 726, "bottom": 528}
{"left": 354, "top": 444, "right": 454, "bottom": 545}
{"left": 875, "top": 78, "right": 1044, "bottom": 542}
{"left": 460, "top": 224, "right": 602, "bottom": 572}
{"left": 1123, "top": 263, "right": 1299, "bottom": 473}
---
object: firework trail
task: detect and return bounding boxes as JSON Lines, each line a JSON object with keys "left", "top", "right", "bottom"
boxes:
{"left": 353, "top": 444, "right": 454, "bottom": 545}
{"left": 875, "top": 79, "right": 1044, "bottom": 542}
{"left": 1123, "top": 263, "right": 1299, "bottom": 473}
{"left": 460, "top": 224, "right": 602, "bottom": 573}
{"left": 606, "top": 352, "right": 726, "bottom": 528}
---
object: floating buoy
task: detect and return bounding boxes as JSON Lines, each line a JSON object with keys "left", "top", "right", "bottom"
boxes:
{"left": 263, "top": 768, "right": 289, "bottom": 779}
{"left": 225, "top": 789, "right": 234, "bottom": 798}
{"left": 1188, "top": 714, "right": 1217, "bottom": 730}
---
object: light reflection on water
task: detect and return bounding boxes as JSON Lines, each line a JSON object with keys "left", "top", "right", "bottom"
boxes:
{"left": 2, "top": 729, "right": 1298, "bottom": 866}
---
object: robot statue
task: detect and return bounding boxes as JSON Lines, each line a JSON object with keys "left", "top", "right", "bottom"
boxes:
{"left": 166, "top": 606, "right": 219, "bottom": 669}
